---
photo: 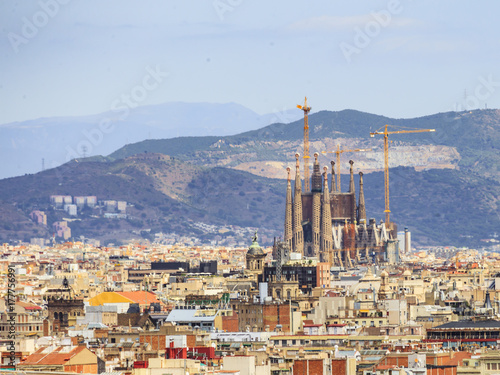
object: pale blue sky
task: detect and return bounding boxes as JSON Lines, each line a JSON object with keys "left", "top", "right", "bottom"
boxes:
{"left": 1, "top": 0, "right": 500, "bottom": 124}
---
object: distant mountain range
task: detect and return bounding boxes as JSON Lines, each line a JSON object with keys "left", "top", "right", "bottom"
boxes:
{"left": 0, "top": 102, "right": 301, "bottom": 179}
{"left": 0, "top": 106, "right": 498, "bottom": 247}
{"left": 110, "top": 108, "right": 499, "bottom": 184}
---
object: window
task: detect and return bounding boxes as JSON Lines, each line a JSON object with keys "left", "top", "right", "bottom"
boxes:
{"left": 492, "top": 363, "right": 497, "bottom": 370}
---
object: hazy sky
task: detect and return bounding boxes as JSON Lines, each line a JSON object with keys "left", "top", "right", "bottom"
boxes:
{"left": 1, "top": 0, "right": 500, "bottom": 124}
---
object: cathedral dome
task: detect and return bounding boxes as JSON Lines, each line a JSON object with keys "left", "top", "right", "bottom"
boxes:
{"left": 247, "top": 231, "right": 264, "bottom": 256}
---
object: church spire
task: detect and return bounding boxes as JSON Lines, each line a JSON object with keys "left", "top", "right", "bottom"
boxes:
{"left": 311, "top": 153, "right": 322, "bottom": 256}
{"left": 349, "top": 160, "right": 355, "bottom": 193}
{"left": 320, "top": 166, "right": 333, "bottom": 263}
{"left": 284, "top": 167, "right": 293, "bottom": 251}
{"left": 357, "top": 171, "right": 366, "bottom": 224}
{"left": 294, "top": 153, "right": 302, "bottom": 194}
{"left": 293, "top": 153, "right": 304, "bottom": 255}
{"left": 311, "top": 152, "right": 322, "bottom": 192}
{"left": 330, "top": 160, "right": 336, "bottom": 193}
{"left": 349, "top": 160, "right": 356, "bottom": 223}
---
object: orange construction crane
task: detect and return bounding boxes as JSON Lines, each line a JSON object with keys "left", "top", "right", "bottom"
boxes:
{"left": 370, "top": 125, "right": 435, "bottom": 225}
{"left": 297, "top": 97, "right": 311, "bottom": 192}
{"left": 322, "top": 145, "right": 372, "bottom": 191}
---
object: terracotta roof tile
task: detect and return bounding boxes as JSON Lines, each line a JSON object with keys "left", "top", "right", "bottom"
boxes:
{"left": 20, "top": 346, "right": 86, "bottom": 366}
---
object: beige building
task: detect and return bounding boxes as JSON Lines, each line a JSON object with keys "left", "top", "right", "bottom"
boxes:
{"left": 397, "top": 269, "right": 426, "bottom": 304}
{"left": 223, "top": 355, "right": 270, "bottom": 375}
{"left": 133, "top": 358, "right": 202, "bottom": 375}
{"left": 458, "top": 351, "right": 500, "bottom": 375}
{"left": 0, "top": 300, "right": 44, "bottom": 338}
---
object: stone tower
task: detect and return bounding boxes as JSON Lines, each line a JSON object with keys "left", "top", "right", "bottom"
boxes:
{"left": 330, "top": 161, "right": 336, "bottom": 193}
{"left": 46, "top": 277, "right": 84, "bottom": 335}
{"left": 320, "top": 167, "right": 333, "bottom": 263}
{"left": 357, "top": 171, "right": 366, "bottom": 224}
{"left": 292, "top": 153, "right": 304, "bottom": 255}
{"left": 310, "top": 153, "right": 322, "bottom": 257}
{"left": 284, "top": 167, "right": 293, "bottom": 251}
{"left": 349, "top": 160, "right": 356, "bottom": 223}
{"left": 378, "top": 270, "right": 391, "bottom": 300}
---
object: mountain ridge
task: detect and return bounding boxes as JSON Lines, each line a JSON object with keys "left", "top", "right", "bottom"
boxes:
{"left": 0, "top": 102, "right": 301, "bottom": 179}
{"left": 0, "top": 108, "right": 498, "bottom": 247}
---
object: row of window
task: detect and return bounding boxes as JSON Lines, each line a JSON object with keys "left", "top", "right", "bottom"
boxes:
{"left": 53, "top": 311, "right": 81, "bottom": 319}
{"left": 486, "top": 362, "right": 499, "bottom": 370}
{"left": 273, "top": 338, "right": 342, "bottom": 347}
{"left": 0, "top": 324, "right": 42, "bottom": 331}
{"left": 242, "top": 318, "right": 263, "bottom": 324}
{"left": 0, "top": 315, "right": 40, "bottom": 323}
{"left": 240, "top": 309, "right": 260, "bottom": 315}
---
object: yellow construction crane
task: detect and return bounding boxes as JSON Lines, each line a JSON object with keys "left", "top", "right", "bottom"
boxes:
{"left": 321, "top": 145, "right": 372, "bottom": 191}
{"left": 370, "top": 125, "right": 435, "bottom": 225}
{"left": 297, "top": 97, "right": 311, "bottom": 192}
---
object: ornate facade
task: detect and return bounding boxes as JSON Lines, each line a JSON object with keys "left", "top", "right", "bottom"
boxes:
{"left": 284, "top": 153, "right": 399, "bottom": 267}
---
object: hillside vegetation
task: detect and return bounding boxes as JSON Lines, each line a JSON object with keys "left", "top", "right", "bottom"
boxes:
{"left": 0, "top": 109, "right": 498, "bottom": 247}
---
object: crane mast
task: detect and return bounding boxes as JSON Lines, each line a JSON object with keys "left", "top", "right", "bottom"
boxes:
{"left": 297, "top": 97, "right": 311, "bottom": 192}
{"left": 322, "top": 145, "right": 372, "bottom": 191}
{"left": 370, "top": 124, "right": 435, "bottom": 225}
